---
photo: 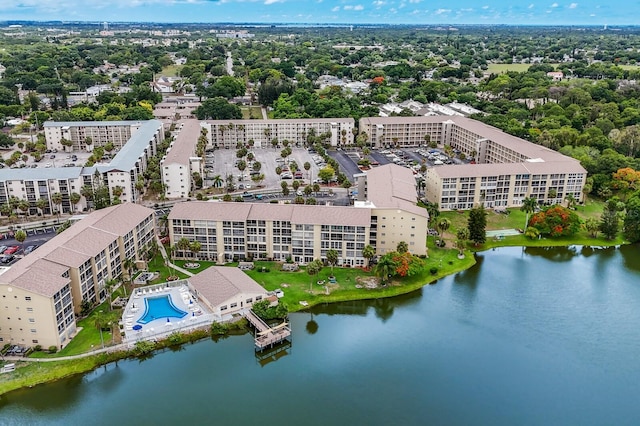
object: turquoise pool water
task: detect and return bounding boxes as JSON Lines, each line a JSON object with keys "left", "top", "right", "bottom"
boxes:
{"left": 137, "top": 295, "right": 188, "bottom": 324}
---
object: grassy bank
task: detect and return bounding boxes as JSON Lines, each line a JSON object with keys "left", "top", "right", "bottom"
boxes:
{"left": 246, "top": 249, "right": 475, "bottom": 312}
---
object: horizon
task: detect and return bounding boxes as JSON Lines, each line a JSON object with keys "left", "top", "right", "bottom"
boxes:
{"left": 0, "top": 1, "right": 634, "bottom": 26}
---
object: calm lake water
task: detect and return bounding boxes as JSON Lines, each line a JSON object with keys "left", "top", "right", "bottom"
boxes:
{"left": 1, "top": 246, "right": 640, "bottom": 425}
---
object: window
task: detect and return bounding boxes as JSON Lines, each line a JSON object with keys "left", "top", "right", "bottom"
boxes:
{"left": 220, "top": 305, "right": 228, "bottom": 311}
{"left": 25, "top": 296, "right": 32, "bottom": 301}
{"left": 230, "top": 303, "right": 237, "bottom": 308}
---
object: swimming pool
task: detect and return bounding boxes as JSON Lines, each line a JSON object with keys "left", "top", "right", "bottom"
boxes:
{"left": 137, "top": 295, "right": 188, "bottom": 324}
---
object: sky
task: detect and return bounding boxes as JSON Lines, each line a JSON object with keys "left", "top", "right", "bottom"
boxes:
{"left": 1, "top": 0, "right": 638, "bottom": 25}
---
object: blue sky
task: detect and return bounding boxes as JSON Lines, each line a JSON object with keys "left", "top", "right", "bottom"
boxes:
{"left": 2, "top": 1, "right": 637, "bottom": 25}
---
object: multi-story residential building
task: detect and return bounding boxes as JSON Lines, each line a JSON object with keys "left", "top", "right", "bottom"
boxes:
{"left": 168, "top": 164, "right": 428, "bottom": 263}
{"left": 359, "top": 116, "right": 587, "bottom": 211}
{"left": 43, "top": 120, "right": 151, "bottom": 152}
{"left": 153, "top": 99, "right": 201, "bottom": 123}
{"left": 169, "top": 202, "right": 372, "bottom": 266}
{"left": 0, "top": 120, "right": 164, "bottom": 215}
{"left": 353, "top": 165, "right": 429, "bottom": 256}
{"left": 161, "top": 120, "right": 204, "bottom": 199}
{"left": 0, "top": 203, "right": 155, "bottom": 350}
{"left": 201, "top": 118, "right": 355, "bottom": 149}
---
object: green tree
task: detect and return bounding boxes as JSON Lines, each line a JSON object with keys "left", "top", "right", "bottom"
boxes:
{"left": 317, "top": 166, "right": 335, "bottom": 183}
{"left": 51, "top": 192, "right": 63, "bottom": 219}
{"left": 396, "top": 241, "right": 409, "bottom": 254}
{"left": 468, "top": 205, "right": 488, "bottom": 245}
{"left": 455, "top": 227, "right": 470, "bottom": 256}
{"left": 600, "top": 197, "right": 624, "bottom": 240}
{"left": 374, "top": 254, "right": 396, "bottom": 286}
{"left": 326, "top": 249, "right": 339, "bottom": 273}
{"left": 362, "top": 245, "right": 376, "bottom": 270}
{"left": 193, "top": 97, "right": 242, "bottom": 120}
{"left": 520, "top": 197, "right": 538, "bottom": 229}
{"left": 14, "top": 229, "right": 27, "bottom": 254}
{"left": 306, "top": 259, "right": 323, "bottom": 291}
{"left": 436, "top": 217, "right": 451, "bottom": 245}
{"left": 584, "top": 217, "right": 600, "bottom": 238}
{"left": 69, "top": 192, "right": 81, "bottom": 213}
{"left": 623, "top": 195, "right": 640, "bottom": 243}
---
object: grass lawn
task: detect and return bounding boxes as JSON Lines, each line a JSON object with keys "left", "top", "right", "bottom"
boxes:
{"left": 173, "top": 259, "right": 217, "bottom": 274}
{"left": 161, "top": 64, "right": 182, "bottom": 77}
{"left": 146, "top": 253, "right": 189, "bottom": 283}
{"left": 29, "top": 301, "right": 118, "bottom": 359}
{"left": 241, "top": 106, "right": 262, "bottom": 119}
{"left": 245, "top": 252, "right": 475, "bottom": 312}
{"left": 486, "top": 63, "right": 561, "bottom": 74}
{"left": 435, "top": 197, "right": 624, "bottom": 251}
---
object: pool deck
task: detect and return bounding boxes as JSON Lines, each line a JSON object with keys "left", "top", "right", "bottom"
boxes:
{"left": 122, "top": 281, "right": 217, "bottom": 343}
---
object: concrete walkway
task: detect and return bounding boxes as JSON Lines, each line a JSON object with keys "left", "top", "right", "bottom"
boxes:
{"left": 155, "top": 234, "right": 194, "bottom": 277}
{"left": 486, "top": 229, "right": 521, "bottom": 237}
{"left": 2, "top": 343, "right": 128, "bottom": 363}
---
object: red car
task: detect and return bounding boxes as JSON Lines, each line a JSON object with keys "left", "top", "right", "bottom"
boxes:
{"left": 4, "top": 246, "right": 20, "bottom": 255}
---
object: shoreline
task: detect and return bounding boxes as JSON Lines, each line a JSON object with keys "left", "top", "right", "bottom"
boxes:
{"left": 0, "top": 239, "right": 627, "bottom": 396}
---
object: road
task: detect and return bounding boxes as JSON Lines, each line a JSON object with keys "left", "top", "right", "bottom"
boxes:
{"left": 226, "top": 52, "right": 234, "bottom": 76}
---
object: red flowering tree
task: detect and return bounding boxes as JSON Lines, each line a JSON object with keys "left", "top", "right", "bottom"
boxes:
{"left": 529, "top": 205, "right": 581, "bottom": 237}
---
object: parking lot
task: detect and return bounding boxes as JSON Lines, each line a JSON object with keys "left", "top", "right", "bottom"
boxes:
{"left": 0, "top": 226, "right": 61, "bottom": 266}
{"left": 0, "top": 145, "right": 95, "bottom": 170}
{"left": 206, "top": 147, "right": 328, "bottom": 191}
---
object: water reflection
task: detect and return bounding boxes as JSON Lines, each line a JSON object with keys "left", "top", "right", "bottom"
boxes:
{"left": 255, "top": 342, "right": 292, "bottom": 367}
{"left": 619, "top": 244, "right": 640, "bottom": 272}
{"left": 524, "top": 245, "right": 579, "bottom": 261}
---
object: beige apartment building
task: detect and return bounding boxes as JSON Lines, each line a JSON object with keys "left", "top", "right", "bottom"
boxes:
{"left": 43, "top": 120, "right": 151, "bottom": 152}
{"left": 201, "top": 118, "right": 355, "bottom": 149}
{"left": 168, "top": 164, "right": 428, "bottom": 264}
{"left": 354, "top": 164, "right": 429, "bottom": 256}
{"left": 0, "top": 203, "right": 155, "bottom": 349}
{"left": 161, "top": 120, "right": 204, "bottom": 199}
{"left": 359, "top": 116, "right": 587, "bottom": 211}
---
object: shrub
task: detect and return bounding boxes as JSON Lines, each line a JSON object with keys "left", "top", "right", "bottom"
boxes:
{"left": 33, "top": 345, "right": 42, "bottom": 352}
{"left": 430, "top": 267, "right": 438, "bottom": 275}
{"left": 211, "top": 321, "right": 230, "bottom": 336}
{"left": 167, "top": 332, "right": 183, "bottom": 346}
{"left": 48, "top": 345, "right": 58, "bottom": 353}
{"left": 132, "top": 340, "right": 155, "bottom": 356}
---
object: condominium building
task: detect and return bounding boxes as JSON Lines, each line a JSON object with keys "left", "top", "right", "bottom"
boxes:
{"left": 169, "top": 202, "right": 372, "bottom": 266}
{"left": 44, "top": 120, "right": 150, "bottom": 152}
{"left": 201, "top": 118, "right": 355, "bottom": 149}
{"left": 353, "top": 164, "right": 429, "bottom": 256}
{"left": 168, "top": 164, "right": 428, "bottom": 264}
{"left": 0, "top": 120, "right": 164, "bottom": 215}
{"left": 0, "top": 203, "right": 155, "bottom": 349}
{"left": 161, "top": 120, "right": 204, "bottom": 199}
{"left": 359, "top": 116, "right": 587, "bottom": 211}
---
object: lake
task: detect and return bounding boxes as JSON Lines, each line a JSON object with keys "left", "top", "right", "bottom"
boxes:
{"left": 1, "top": 245, "right": 639, "bottom": 425}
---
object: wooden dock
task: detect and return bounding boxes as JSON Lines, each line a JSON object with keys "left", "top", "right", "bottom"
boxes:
{"left": 245, "top": 310, "right": 291, "bottom": 351}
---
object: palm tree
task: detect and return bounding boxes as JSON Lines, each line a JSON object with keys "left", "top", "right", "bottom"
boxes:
{"left": 326, "top": 249, "right": 339, "bottom": 274}
{"left": 374, "top": 255, "right": 396, "bottom": 286}
{"left": 436, "top": 217, "right": 451, "bottom": 246}
{"left": 455, "top": 227, "right": 470, "bottom": 257}
{"left": 94, "top": 310, "right": 108, "bottom": 349}
{"left": 104, "top": 278, "right": 118, "bottom": 310}
{"left": 189, "top": 241, "right": 202, "bottom": 259}
{"left": 306, "top": 259, "right": 322, "bottom": 292}
{"left": 51, "top": 192, "right": 63, "bottom": 221}
{"left": 521, "top": 197, "right": 538, "bottom": 230}
{"left": 362, "top": 245, "right": 376, "bottom": 270}
{"left": 17, "top": 199, "right": 30, "bottom": 221}
{"left": 212, "top": 175, "right": 224, "bottom": 188}
{"left": 158, "top": 214, "right": 169, "bottom": 236}
{"left": 36, "top": 198, "right": 49, "bottom": 217}
{"left": 69, "top": 192, "right": 81, "bottom": 213}
{"left": 565, "top": 193, "right": 577, "bottom": 209}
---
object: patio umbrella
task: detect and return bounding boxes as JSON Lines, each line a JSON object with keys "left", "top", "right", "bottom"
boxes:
{"left": 133, "top": 324, "right": 142, "bottom": 331}
{"left": 167, "top": 317, "right": 170, "bottom": 323}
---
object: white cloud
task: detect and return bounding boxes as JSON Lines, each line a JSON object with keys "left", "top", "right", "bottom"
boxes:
{"left": 353, "top": 4, "right": 364, "bottom": 10}
{"left": 528, "top": 4, "right": 534, "bottom": 9}
{"left": 264, "top": 0, "right": 283, "bottom": 4}
{"left": 569, "top": 2, "right": 577, "bottom": 8}
{"left": 331, "top": 5, "right": 340, "bottom": 11}
{"left": 373, "top": 0, "right": 386, "bottom": 6}
{"left": 482, "top": 5, "right": 489, "bottom": 10}
{"left": 434, "top": 8, "right": 450, "bottom": 15}
{"left": 551, "top": 2, "right": 558, "bottom": 7}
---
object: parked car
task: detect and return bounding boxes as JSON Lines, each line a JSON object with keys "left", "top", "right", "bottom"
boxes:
{"left": 4, "top": 246, "right": 20, "bottom": 255}
{"left": 0, "top": 246, "right": 7, "bottom": 254}
{"left": 24, "top": 245, "right": 38, "bottom": 254}
{"left": 0, "top": 255, "right": 15, "bottom": 264}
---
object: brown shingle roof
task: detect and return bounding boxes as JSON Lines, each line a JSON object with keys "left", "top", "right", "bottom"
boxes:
{"left": 2, "top": 259, "right": 70, "bottom": 298}
{"left": 189, "top": 266, "right": 267, "bottom": 307}
{"left": 169, "top": 201, "right": 371, "bottom": 226}
{"left": 1, "top": 203, "right": 154, "bottom": 296}
{"left": 363, "top": 164, "right": 427, "bottom": 217}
